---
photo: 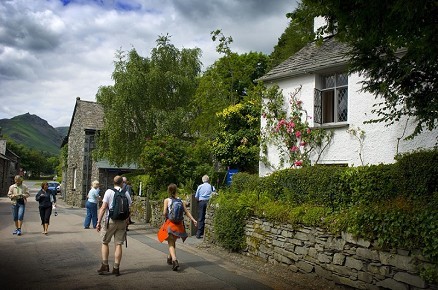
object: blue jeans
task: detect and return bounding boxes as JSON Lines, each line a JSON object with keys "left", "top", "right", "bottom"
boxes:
{"left": 84, "top": 201, "right": 98, "bottom": 228}
{"left": 196, "top": 200, "right": 208, "bottom": 237}
{"left": 12, "top": 203, "right": 25, "bottom": 221}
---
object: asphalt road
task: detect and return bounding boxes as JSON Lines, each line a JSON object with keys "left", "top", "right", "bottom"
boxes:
{"left": 0, "top": 181, "right": 303, "bottom": 290}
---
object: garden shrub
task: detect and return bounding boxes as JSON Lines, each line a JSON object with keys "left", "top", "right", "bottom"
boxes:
{"left": 395, "top": 148, "right": 438, "bottom": 198}
{"left": 337, "top": 164, "right": 398, "bottom": 207}
{"left": 209, "top": 148, "right": 438, "bottom": 261}
{"left": 230, "top": 172, "right": 261, "bottom": 194}
{"left": 213, "top": 192, "right": 252, "bottom": 251}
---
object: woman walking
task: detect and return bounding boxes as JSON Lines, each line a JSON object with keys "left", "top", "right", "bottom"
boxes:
{"left": 157, "top": 183, "right": 197, "bottom": 271}
{"left": 84, "top": 180, "right": 101, "bottom": 229}
{"left": 35, "top": 182, "right": 56, "bottom": 235}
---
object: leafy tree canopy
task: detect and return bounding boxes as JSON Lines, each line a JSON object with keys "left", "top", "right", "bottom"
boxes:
{"left": 211, "top": 84, "right": 265, "bottom": 173}
{"left": 269, "top": 5, "right": 314, "bottom": 69}
{"left": 295, "top": 0, "right": 438, "bottom": 137}
{"left": 95, "top": 35, "right": 202, "bottom": 166}
{"left": 7, "top": 139, "right": 56, "bottom": 177}
{"left": 191, "top": 30, "right": 270, "bottom": 137}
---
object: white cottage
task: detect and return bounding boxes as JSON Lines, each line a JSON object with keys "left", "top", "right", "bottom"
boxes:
{"left": 259, "top": 22, "right": 437, "bottom": 177}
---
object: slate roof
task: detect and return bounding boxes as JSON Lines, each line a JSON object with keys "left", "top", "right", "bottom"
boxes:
{"left": 259, "top": 36, "right": 351, "bottom": 82}
{"left": 61, "top": 98, "right": 104, "bottom": 147}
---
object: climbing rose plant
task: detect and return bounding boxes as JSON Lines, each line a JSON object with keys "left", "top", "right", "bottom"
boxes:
{"left": 261, "top": 85, "right": 332, "bottom": 169}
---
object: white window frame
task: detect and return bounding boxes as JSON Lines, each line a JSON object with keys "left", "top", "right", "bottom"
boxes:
{"left": 314, "top": 72, "right": 348, "bottom": 125}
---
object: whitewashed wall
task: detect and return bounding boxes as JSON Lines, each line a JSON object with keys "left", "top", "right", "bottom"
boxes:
{"left": 260, "top": 73, "right": 438, "bottom": 176}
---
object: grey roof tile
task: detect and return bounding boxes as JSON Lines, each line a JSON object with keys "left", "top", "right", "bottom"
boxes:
{"left": 260, "top": 36, "right": 350, "bottom": 82}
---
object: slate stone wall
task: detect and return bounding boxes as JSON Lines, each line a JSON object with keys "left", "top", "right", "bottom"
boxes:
{"left": 142, "top": 199, "right": 438, "bottom": 289}
{"left": 65, "top": 98, "right": 103, "bottom": 207}
{"left": 203, "top": 202, "right": 436, "bottom": 290}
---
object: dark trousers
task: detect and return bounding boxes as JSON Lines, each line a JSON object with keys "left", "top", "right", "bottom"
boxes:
{"left": 196, "top": 200, "right": 208, "bottom": 237}
{"left": 39, "top": 206, "right": 52, "bottom": 224}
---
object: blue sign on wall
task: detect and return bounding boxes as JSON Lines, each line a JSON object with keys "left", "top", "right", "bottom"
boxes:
{"left": 226, "top": 169, "right": 239, "bottom": 185}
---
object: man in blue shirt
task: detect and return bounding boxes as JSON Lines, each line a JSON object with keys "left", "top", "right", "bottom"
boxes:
{"left": 194, "top": 175, "right": 215, "bottom": 239}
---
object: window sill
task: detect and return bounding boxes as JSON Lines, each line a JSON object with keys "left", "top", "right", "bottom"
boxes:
{"left": 312, "top": 122, "right": 349, "bottom": 129}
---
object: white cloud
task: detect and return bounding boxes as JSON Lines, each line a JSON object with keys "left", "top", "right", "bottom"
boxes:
{"left": 0, "top": 0, "right": 295, "bottom": 127}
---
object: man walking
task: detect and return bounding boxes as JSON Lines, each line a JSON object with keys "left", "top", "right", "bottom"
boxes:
{"left": 194, "top": 175, "right": 215, "bottom": 239}
{"left": 7, "top": 175, "right": 30, "bottom": 236}
{"left": 96, "top": 175, "right": 132, "bottom": 276}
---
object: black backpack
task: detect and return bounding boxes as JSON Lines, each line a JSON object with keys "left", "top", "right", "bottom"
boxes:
{"left": 109, "top": 188, "right": 130, "bottom": 220}
{"left": 168, "top": 198, "right": 184, "bottom": 223}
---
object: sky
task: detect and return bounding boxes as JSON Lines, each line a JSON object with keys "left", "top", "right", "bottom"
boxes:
{"left": 0, "top": 0, "right": 296, "bottom": 128}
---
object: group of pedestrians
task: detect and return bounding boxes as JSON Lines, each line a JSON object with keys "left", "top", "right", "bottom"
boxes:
{"left": 7, "top": 175, "right": 58, "bottom": 236}
{"left": 7, "top": 173, "right": 216, "bottom": 276}
{"left": 97, "top": 174, "right": 216, "bottom": 275}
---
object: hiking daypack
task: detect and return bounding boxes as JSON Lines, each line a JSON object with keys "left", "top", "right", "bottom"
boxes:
{"left": 168, "top": 198, "right": 184, "bottom": 222}
{"left": 109, "top": 188, "right": 130, "bottom": 220}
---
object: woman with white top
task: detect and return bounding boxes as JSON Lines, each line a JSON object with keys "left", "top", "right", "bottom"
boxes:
{"left": 84, "top": 180, "right": 101, "bottom": 229}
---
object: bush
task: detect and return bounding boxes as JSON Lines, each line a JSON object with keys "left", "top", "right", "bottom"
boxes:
{"left": 220, "top": 148, "right": 438, "bottom": 261}
{"left": 213, "top": 193, "right": 252, "bottom": 252}
{"left": 395, "top": 148, "right": 438, "bottom": 198}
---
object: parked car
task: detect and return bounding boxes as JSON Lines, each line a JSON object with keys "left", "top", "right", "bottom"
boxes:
{"left": 48, "top": 182, "right": 60, "bottom": 195}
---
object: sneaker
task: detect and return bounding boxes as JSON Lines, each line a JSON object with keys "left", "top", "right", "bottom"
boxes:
{"left": 16, "top": 229, "right": 22, "bottom": 236}
{"left": 12, "top": 229, "right": 18, "bottom": 235}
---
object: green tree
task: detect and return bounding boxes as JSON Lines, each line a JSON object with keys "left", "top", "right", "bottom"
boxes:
{"left": 6, "top": 139, "right": 56, "bottom": 177}
{"left": 211, "top": 84, "right": 264, "bottom": 173}
{"left": 269, "top": 5, "right": 314, "bottom": 69}
{"left": 191, "top": 30, "right": 270, "bottom": 138}
{"left": 95, "top": 35, "right": 202, "bottom": 165}
{"left": 295, "top": 0, "right": 438, "bottom": 137}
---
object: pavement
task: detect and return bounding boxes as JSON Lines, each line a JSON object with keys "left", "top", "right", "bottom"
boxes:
{"left": 0, "top": 181, "right": 310, "bottom": 290}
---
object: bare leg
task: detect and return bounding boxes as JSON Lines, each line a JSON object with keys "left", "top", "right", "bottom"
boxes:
{"left": 115, "top": 244, "right": 123, "bottom": 265}
{"left": 17, "top": 220, "right": 22, "bottom": 229}
{"left": 101, "top": 243, "right": 109, "bottom": 261}
{"left": 167, "top": 235, "right": 177, "bottom": 261}
{"left": 44, "top": 223, "right": 49, "bottom": 234}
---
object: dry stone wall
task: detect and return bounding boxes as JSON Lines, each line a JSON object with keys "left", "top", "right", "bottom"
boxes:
{"left": 140, "top": 199, "right": 437, "bottom": 289}
{"left": 244, "top": 218, "right": 437, "bottom": 290}
{"left": 203, "top": 202, "right": 436, "bottom": 290}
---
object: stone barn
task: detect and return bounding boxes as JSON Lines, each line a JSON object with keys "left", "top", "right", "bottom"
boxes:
{"left": 62, "top": 97, "right": 136, "bottom": 207}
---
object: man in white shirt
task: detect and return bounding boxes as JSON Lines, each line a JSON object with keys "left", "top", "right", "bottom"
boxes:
{"left": 96, "top": 175, "right": 132, "bottom": 276}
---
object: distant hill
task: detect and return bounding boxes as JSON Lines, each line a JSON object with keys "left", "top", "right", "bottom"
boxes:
{"left": 55, "top": 126, "right": 69, "bottom": 138}
{"left": 0, "top": 113, "right": 68, "bottom": 156}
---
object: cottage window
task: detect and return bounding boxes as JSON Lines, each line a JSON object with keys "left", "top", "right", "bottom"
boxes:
{"left": 314, "top": 73, "right": 348, "bottom": 124}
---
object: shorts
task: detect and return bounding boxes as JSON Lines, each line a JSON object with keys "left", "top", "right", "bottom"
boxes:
{"left": 100, "top": 219, "right": 127, "bottom": 245}
{"left": 12, "top": 203, "right": 25, "bottom": 221}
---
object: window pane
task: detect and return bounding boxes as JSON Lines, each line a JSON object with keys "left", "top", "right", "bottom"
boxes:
{"left": 337, "top": 73, "right": 348, "bottom": 86}
{"left": 337, "top": 88, "right": 348, "bottom": 122}
{"left": 323, "top": 74, "right": 335, "bottom": 89}
{"left": 314, "top": 89, "right": 322, "bottom": 124}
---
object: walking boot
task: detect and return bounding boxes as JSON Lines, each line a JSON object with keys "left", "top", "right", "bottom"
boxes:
{"left": 112, "top": 267, "right": 120, "bottom": 276}
{"left": 172, "top": 260, "right": 179, "bottom": 271}
{"left": 97, "top": 263, "right": 109, "bottom": 275}
{"left": 167, "top": 255, "right": 172, "bottom": 265}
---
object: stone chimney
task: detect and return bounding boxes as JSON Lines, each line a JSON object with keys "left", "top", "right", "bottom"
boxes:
{"left": 0, "top": 138, "right": 6, "bottom": 155}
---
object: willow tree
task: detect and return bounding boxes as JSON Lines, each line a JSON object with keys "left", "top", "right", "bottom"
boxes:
{"left": 95, "top": 35, "right": 202, "bottom": 165}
